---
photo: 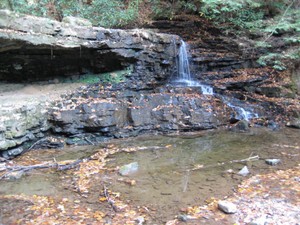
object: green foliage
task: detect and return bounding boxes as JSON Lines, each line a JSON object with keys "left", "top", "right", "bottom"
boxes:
{"left": 149, "top": 0, "right": 198, "bottom": 19}
{"left": 199, "top": 0, "right": 264, "bottom": 28}
{"left": 255, "top": 41, "right": 272, "bottom": 48}
{"left": 284, "top": 37, "right": 300, "bottom": 44}
{"left": 6, "top": 0, "right": 49, "bottom": 17}
{"left": 257, "top": 53, "right": 287, "bottom": 70}
{"left": 5, "top": 0, "right": 140, "bottom": 28}
{"left": 257, "top": 48, "right": 300, "bottom": 70}
{"left": 262, "top": 9, "right": 300, "bottom": 34}
{"left": 79, "top": 0, "right": 140, "bottom": 27}
{"left": 73, "top": 67, "right": 132, "bottom": 84}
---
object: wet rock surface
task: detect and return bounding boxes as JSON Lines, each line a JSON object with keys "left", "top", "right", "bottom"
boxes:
{"left": 49, "top": 86, "right": 227, "bottom": 138}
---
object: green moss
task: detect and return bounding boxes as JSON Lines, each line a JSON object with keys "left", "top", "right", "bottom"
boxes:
{"left": 66, "top": 66, "right": 133, "bottom": 84}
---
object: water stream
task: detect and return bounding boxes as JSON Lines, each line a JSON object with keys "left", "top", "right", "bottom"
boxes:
{"left": 106, "top": 128, "right": 300, "bottom": 221}
{"left": 172, "top": 40, "right": 214, "bottom": 95}
{"left": 221, "top": 96, "right": 260, "bottom": 121}
{"left": 1, "top": 128, "right": 299, "bottom": 224}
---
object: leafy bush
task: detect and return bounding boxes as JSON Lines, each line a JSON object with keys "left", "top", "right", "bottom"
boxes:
{"left": 199, "top": 0, "right": 264, "bottom": 28}
{"left": 149, "top": 0, "right": 198, "bottom": 19}
{"left": 3, "top": 0, "right": 140, "bottom": 27}
{"left": 257, "top": 48, "right": 300, "bottom": 70}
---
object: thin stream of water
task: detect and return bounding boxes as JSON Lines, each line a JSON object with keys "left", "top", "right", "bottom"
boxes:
{"left": 172, "top": 40, "right": 214, "bottom": 95}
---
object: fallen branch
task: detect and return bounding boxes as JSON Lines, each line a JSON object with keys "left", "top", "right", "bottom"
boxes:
{"left": 0, "top": 159, "right": 84, "bottom": 180}
{"left": 27, "top": 137, "right": 48, "bottom": 151}
{"left": 103, "top": 185, "right": 118, "bottom": 212}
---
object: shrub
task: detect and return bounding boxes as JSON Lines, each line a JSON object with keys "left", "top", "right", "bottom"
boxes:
{"left": 2, "top": 0, "right": 140, "bottom": 28}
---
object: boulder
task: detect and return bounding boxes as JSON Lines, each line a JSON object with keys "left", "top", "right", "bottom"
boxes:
{"left": 218, "top": 200, "right": 237, "bottom": 214}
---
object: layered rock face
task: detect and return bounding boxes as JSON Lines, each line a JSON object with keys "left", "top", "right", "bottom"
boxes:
{"left": 0, "top": 9, "right": 178, "bottom": 88}
{"left": 0, "top": 100, "right": 50, "bottom": 158}
{"left": 50, "top": 86, "right": 228, "bottom": 140}
{"left": 0, "top": 10, "right": 181, "bottom": 156}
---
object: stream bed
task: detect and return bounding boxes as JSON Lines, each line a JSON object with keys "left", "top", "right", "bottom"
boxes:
{"left": 1, "top": 127, "right": 300, "bottom": 224}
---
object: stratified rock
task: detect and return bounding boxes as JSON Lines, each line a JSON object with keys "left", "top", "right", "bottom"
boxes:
{"left": 0, "top": 9, "right": 179, "bottom": 87}
{"left": 265, "top": 159, "right": 281, "bottom": 166}
{"left": 119, "top": 162, "right": 139, "bottom": 176}
{"left": 0, "top": 100, "right": 50, "bottom": 153}
{"left": 2, "top": 147, "right": 24, "bottom": 159}
{"left": 218, "top": 200, "right": 237, "bottom": 214}
{"left": 50, "top": 88, "right": 224, "bottom": 137}
{"left": 238, "top": 166, "right": 250, "bottom": 176}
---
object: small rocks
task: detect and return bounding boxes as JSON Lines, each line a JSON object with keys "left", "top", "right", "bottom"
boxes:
{"left": 119, "top": 162, "right": 139, "bottom": 176}
{"left": 238, "top": 166, "right": 250, "bottom": 176}
{"left": 249, "top": 215, "right": 267, "bottom": 225}
{"left": 286, "top": 118, "right": 300, "bottom": 129}
{"left": 6, "top": 170, "right": 24, "bottom": 180}
{"left": 2, "top": 147, "right": 24, "bottom": 159}
{"left": 225, "top": 169, "right": 234, "bottom": 174}
{"left": 178, "top": 214, "right": 188, "bottom": 222}
{"left": 135, "top": 216, "right": 145, "bottom": 225}
{"left": 0, "top": 162, "right": 6, "bottom": 171}
{"left": 265, "top": 159, "right": 281, "bottom": 166}
{"left": 218, "top": 200, "right": 237, "bottom": 214}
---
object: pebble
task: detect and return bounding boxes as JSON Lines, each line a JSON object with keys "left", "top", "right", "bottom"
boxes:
{"left": 0, "top": 162, "right": 6, "bottom": 171}
{"left": 238, "top": 166, "right": 250, "bottom": 176}
{"left": 6, "top": 170, "right": 24, "bottom": 180}
{"left": 135, "top": 216, "right": 145, "bottom": 225}
{"left": 265, "top": 159, "right": 281, "bottom": 166}
{"left": 226, "top": 169, "right": 234, "bottom": 174}
{"left": 119, "top": 162, "right": 139, "bottom": 176}
{"left": 218, "top": 200, "right": 237, "bottom": 214}
{"left": 248, "top": 215, "right": 267, "bottom": 225}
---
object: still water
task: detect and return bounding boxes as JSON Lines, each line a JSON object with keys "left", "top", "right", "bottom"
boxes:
{"left": 1, "top": 128, "right": 299, "bottom": 223}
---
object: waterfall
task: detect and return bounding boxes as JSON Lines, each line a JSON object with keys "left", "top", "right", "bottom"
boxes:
{"left": 178, "top": 40, "right": 192, "bottom": 82}
{"left": 172, "top": 40, "right": 214, "bottom": 95}
{"left": 227, "top": 102, "right": 259, "bottom": 121}
{"left": 221, "top": 96, "right": 259, "bottom": 121}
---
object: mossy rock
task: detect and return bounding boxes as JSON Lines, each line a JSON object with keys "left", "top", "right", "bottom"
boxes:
{"left": 62, "top": 16, "right": 92, "bottom": 27}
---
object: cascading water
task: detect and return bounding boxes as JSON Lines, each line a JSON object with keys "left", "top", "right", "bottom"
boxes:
{"left": 227, "top": 102, "right": 259, "bottom": 121}
{"left": 221, "top": 96, "right": 259, "bottom": 121}
{"left": 172, "top": 40, "right": 214, "bottom": 95}
{"left": 177, "top": 40, "right": 192, "bottom": 83}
